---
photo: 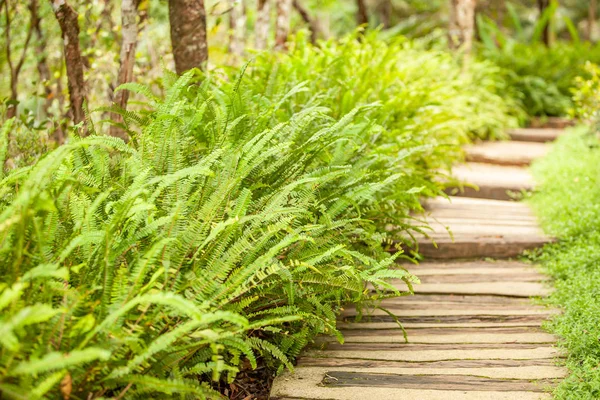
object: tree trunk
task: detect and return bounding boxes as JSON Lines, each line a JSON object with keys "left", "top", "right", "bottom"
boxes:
{"left": 229, "top": 0, "right": 246, "bottom": 57}
{"left": 356, "top": 0, "right": 368, "bottom": 26}
{"left": 495, "top": 0, "right": 505, "bottom": 28}
{"left": 448, "top": 0, "right": 477, "bottom": 53}
{"left": 588, "top": 0, "right": 597, "bottom": 42}
{"left": 255, "top": 0, "right": 270, "bottom": 49}
{"left": 30, "top": 0, "right": 65, "bottom": 143}
{"left": 537, "top": 0, "right": 550, "bottom": 46}
{"left": 109, "top": 0, "right": 140, "bottom": 141}
{"left": 292, "top": 0, "right": 319, "bottom": 43}
{"left": 377, "top": 0, "right": 392, "bottom": 29}
{"left": 49, "top": 0, "right": 87, "bottom": 129}
{"left": 275, "top": 0, "right": 291, "bottom": 49}
{"left": 168, "top": 0, "right": 208, "bottom": 74}
{"left": 4, "top": 0, "right": 34, "bottom": 118}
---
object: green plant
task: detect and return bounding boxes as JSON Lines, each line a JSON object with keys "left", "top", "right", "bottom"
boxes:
{"left": 477, "top": 11, "right": 600, "bottom": 118}
{"left": 0, "top": 69, "right": 422, "bottom": 398}
{"left": 529, "top": 128, "right": 600, "bottom": 399}
{"left": 572, "top": 62, "right": 600, "bottom": 128}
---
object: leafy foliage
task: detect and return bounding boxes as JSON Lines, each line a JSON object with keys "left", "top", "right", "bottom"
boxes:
{"left": 529, "top": 128, "right": 600, "bottom": 399}
{"left": 0, "top": 34, "right": 520, "bottom": 398}
{"left": 477, "top": 14, "right": 600, "bottom": 117}
{"left": 572, "top": 62, "right": 600, "bottom": 129}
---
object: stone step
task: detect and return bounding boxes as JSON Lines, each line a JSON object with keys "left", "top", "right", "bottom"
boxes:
{"left": 465, "top": 141, "right": 548, "bottom": 166}
{"left": 446, "top": 163, "right": 534, "bottom": 201}
{"left": 415, "top": 197, "right": 553, "bottom": 259}
{"left": 508, "top": 128, "right": 564, "bottom": 143}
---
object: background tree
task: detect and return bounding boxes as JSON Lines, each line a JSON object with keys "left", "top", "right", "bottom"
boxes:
{"left": 255, "top": 0, "right": 271, "bottom": 49}
{"left": 229, "top": 0, "right": 247, "bottom": 57}
{"left": 356, "top": 0, "right": 368, "bottom": 26}
{"left": 49, "top": 0, "right": 87, "bottom": 129}
{"left": 589, "top": 0, "right": 597, "bottom": 41}
{"left": 538, "top": 0, "right": 551, "bottom": 46}
{"left": 448, "top": 0, "right": 477, "bottom": 53}
{"left": 110, "top": 0, "right": 141, "bottom": 140}
{"left": 275, "top": 0, "right": 291, "bottom": 49}
{"left": 168, "top": 0, "right": 208, "bottom": 74}
{"left": 3, "top": 0, "right": 34, "bottom": 118}
{"left": 293, "top": 0, "right": 319, "bottom": 44}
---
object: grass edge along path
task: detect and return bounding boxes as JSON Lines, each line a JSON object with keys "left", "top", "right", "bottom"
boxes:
{"left": 528, "top": 126, "right": 600, "bottom": 400}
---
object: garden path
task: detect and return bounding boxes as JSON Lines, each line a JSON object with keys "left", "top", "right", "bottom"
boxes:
{"left": 271, "top": 124, "right": 567, "bottom": 400}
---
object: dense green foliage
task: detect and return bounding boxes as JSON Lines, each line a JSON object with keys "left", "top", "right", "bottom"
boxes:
{"left": 0, "top": 34, "right": 520, "bottom": 398}
{"left": 246, "top": 32, "right": 520, "bottom": 142}
{"left": 480, "top": 42, "right": 600, "bottom": 117}
{"left": 572, "top": 62, "right": 600, "bottom": 128}
{"left": 529, "top": 128, "right": 600, "bottom": 399}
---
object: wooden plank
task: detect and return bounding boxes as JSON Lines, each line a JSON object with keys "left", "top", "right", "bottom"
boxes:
{"left": 465, "top": 142, "right": 548, "bottom": 166}
{"left": 320, "top": 371, "right": 556, "bottom": 392}
{"left": 317, "top": 330, "right": 556, "bottom": 344}
{"left": 508, "top": 128, "right": 564, "bottom": 143}
{"left": 529, "top": 117, "right": 574, "bottom": 129}
{"left": 408, "top": 260, "right": 537, "bottom": 271}
{"left": 417, "top": 273, "right": 547, "bottom": 284}
{"left": 425, "top": 196, "right": 534, "bottom": 209}
{"left": 415, "top": 234, "right": 551, "bottom": 259}
{"left": 373, "top": 293, "right": 541, "bottom": 305}
{"left": 446, "top": 163, "right": 534, "bottom": 201}
{"left": 298, "top": 357, "right": 559, "bottom": 370}
{"left": 340, "top": 314, "right": 553, "bottom": 326}
{"left": 304, "top": 344, "right": 561, "bottom": 361}
{"left": 341, "top": 326, "right": 550, "bottom": 336}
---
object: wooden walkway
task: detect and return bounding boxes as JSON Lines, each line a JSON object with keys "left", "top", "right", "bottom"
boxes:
{"left": 271, "top": 127, "right": 566, "bottom": 399}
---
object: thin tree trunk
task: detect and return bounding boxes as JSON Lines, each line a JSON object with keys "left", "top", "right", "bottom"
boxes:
{"left": 30, "top": 0, "right": 65, "bottom": 143}
{"left": 496, "top": 0, "right": 505, "bottom": 28}
{"left": 4, "top": 0, "right": 34, "bottom": 118}
{"left": 168, "top": 0, "right": 208, "bottom": 74}
{"left": 537, "top": 0, "right": 550, "bottom": 46}
{"left": 356, "top": 0, "right": 368, "bottom": 26}
{"left": 588, "top": 0, "right": 597, "bottom": 42}
{"left": 292, "top": 0, "right": 319, "bottom": 43}
{"left": 255, "top": 0, "right": 270, "bottom": 49}
{"left": 377, "top": 0, "right": 392, "bottom": 29}
{"left": 49, "top": 0, "right": 87, "bottom": 129}
{"left": 448, "top": 0, "right": 477, "bottom": 54}
{"left": 274, "top": 0, "right": 291, "bottom": 49}
{"left": 229, "top": 0, "right": 246, "bottom": 57}
{"left": 109, "top": 0, "right": 140, "bottom": 140}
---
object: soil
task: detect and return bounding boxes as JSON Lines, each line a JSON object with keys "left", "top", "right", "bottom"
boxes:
{"left": 215, "top": 358, "right": 275, "bottom": 400}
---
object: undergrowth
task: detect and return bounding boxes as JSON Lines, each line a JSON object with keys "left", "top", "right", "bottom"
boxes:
{"left": 0, "top": 33, "right": 519, "bottom": 399}
{"left": 529, "top": 127, "right": 600, "bottom": 399}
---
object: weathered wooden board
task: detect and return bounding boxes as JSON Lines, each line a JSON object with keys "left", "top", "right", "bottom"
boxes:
{"left": 529, "top": 117, "right": 574, "bottom": 129}
{"left": 340, "top": 314, "right": 553, "bottom": 327}
{"left": 465, "top": 141, "right": 549, "bottom": 166}
{"left": 320, "top": 371, "right": 555, "bottom": 392}
{"left": 508, "top": 128, "right": 564, "bottom": 143}
{"left": 414, "top": 197, "right": 553, "bottom": 259}
{"left": 446, "top": 162, "right": 534, "bottom": 201}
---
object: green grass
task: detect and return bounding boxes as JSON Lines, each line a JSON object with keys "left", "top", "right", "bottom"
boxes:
{"left": 529, "top": 127, "right": 600, "bottom": 399}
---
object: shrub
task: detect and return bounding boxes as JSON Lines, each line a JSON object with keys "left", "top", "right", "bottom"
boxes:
{"left": 245, "top": 31, "right": 520, "bottom": 145}
{"left": 0, "top": 71, "right": 422, "bottom": 398}
{"left": 572, "top": 62, "right": 600, "bottom": 130}
{"left": 479, "top": 41, "right": 600, "bottom": 117}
